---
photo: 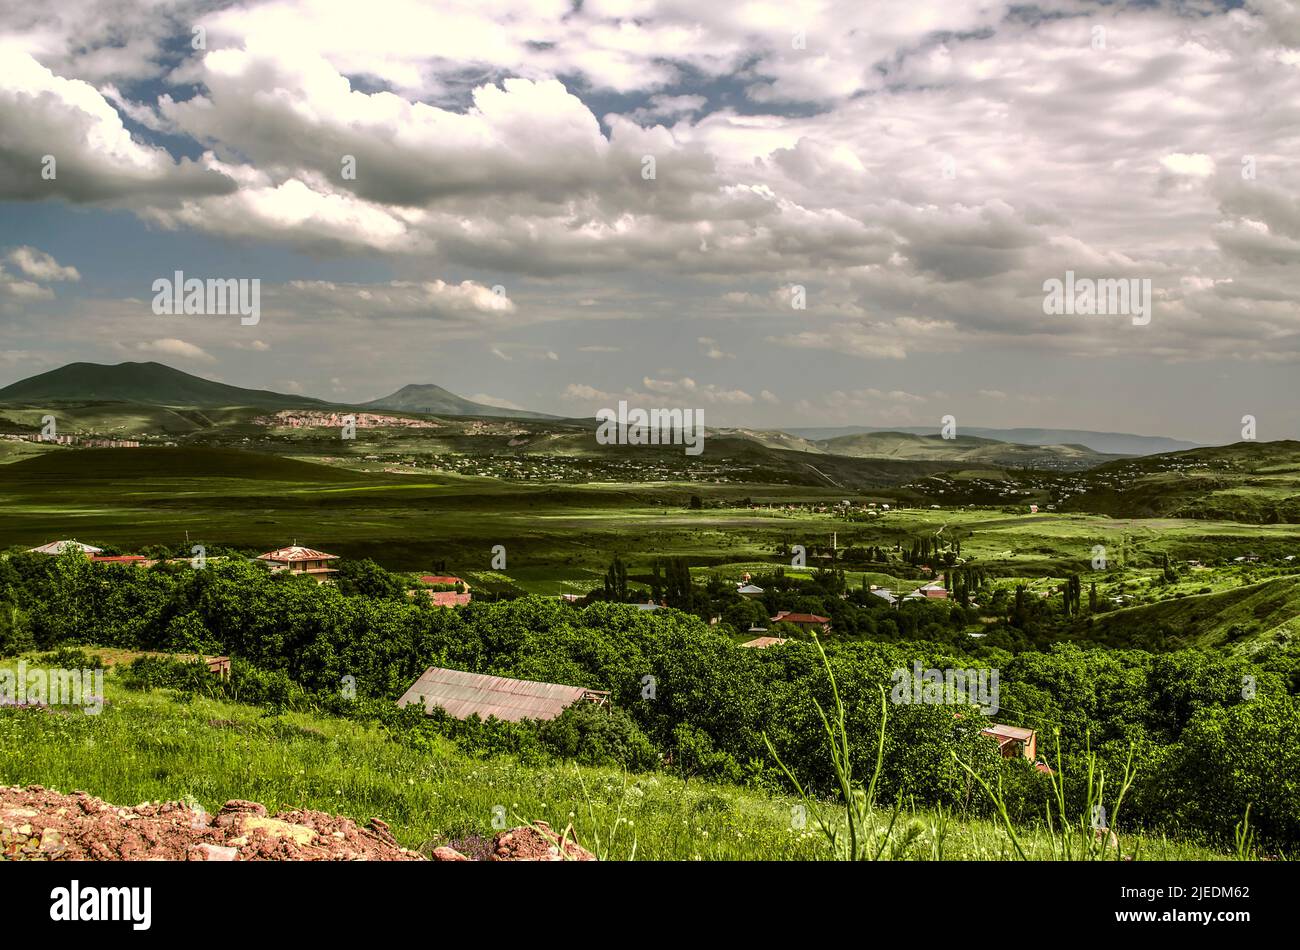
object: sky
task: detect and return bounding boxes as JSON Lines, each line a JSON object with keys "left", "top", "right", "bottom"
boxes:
{"left": 1, "top": 0, "right": 1298, "bottom": 443}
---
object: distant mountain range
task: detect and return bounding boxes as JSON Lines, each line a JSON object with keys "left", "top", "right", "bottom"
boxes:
{"left": 784, "top": 425, "right": 1200, "bottom": 457}
{"left": 0, "top": 362, "right": 556, "bottom": 420}
{"left": 0, "top": 361, "right": 1197, "bottom": 458}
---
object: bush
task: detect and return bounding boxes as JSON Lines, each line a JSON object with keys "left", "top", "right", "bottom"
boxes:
{"left": 0, "top": 602, "right": 32, "bottom": 657}
{"left": 35, "top": 647, "right": 104, "bottom": 670}
{"left": 119, "top": 656, "right": 216, "bottom": 695}
{"left": 539, "top": 702, "right": 659, "bottom": 771}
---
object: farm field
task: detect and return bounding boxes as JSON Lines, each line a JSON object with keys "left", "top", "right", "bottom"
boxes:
{"left": 2, "top": 447, "right": 1296, "bottom": 605}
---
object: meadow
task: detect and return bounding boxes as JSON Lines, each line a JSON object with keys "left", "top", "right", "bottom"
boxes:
{"left": 2, "top": 448, "right": 1296, "bottom": 593}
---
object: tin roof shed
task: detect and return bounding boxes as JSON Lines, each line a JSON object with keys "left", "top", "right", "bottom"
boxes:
{"left": 397, "top": 667, "right": 608, "bottom": 722}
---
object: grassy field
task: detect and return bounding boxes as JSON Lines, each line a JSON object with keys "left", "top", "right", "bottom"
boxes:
{"left": 2, "top": 447, "right": 1296, "bottom": 616}
{"left": 0, "top": 656, "right": 1234, "bottom": 861}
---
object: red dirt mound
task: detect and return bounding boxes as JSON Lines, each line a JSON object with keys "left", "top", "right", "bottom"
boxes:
{"left": 487, "top": 821, "right": 596, "bottom": 862}
{"left": 1, "top": 786, "right": 597, "bottom": 861}
{"left": 0, "top": 785, "right": 421, "bottom": 861}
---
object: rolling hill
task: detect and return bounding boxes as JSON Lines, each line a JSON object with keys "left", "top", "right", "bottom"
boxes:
{"left": 1075, "top": 575, "right": 1300, "bottom": 651}
{"left": 811, "top": 431, "right": 1122, "bottom": 471}
{"left": 785, "top": 425, "right": 1199, "bottom": 456}
{"left": 0, "top": 362, "right": 328, "bottom": 409}
{"left": 361, "top": 383, "right": 557, "bottom": 420}
{"left": 0, "top": 361, "right": 557, "bottom": 420}
{"left": 1061, "top": 441, "right": 1300, "bottom": 521}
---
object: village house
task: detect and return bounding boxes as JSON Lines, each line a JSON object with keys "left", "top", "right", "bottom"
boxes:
{"left": 770, "top": 611, "right": 831, "bottom": 634}
{"left": 913, "top": 582, "right": 949, "bottom": 600}
{"left": 981, "top": 723, "right": 1038, "bottom": 761}
{"left": 27, "top": 540, "right": 103, "bottom": 556}
{"left": 739, "top": 636, "right": 788, "bottom": 649}
{"left": 256, "top": 544, "right": 339, "bottom": 581}
{"left": 870, "top": 587, "right": 898, "bottom": 606}
{"left": 90, "top": 555, "right": 152, "bottom": 566}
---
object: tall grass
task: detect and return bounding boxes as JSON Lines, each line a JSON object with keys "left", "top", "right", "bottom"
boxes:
{"left": 763, "top": 634, "right": 910, "bottom": 860}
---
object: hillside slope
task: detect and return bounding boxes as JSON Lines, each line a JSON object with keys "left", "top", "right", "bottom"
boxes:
{"left": 0, "top": 659, "right": 1229, "bottom": 861}
{"left": 1063, "top": 441, "right": 1300, "bottom": 521}
{"left": 786, "top": 425, "right": 1198, "bottom": 456}
{"left": 0, "top": 362, "right": 326, "bottom": 409}
{"left": 363, "top": 383, "right": 557, "bottom": 420}
{"left": 815, "top": 431, "right": 1120, "bottom": 471}
{"left": 1075, "top": 575, "right": 1300, "bottom": 651}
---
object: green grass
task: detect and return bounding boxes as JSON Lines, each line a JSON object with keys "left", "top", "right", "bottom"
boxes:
{"left": 0, "top": 657, "right": 1233, "bottom": 860}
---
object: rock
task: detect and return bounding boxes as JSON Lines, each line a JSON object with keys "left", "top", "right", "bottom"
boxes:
{"left": 38, "top": 829, "right": 65, "bottom": 855}
{"left": 0, "top": 786, "right": 422, "bottom": 861}
{"left": 189, "top": 843, "right": 239, "bottom": 862}
{"left": 431, "top": 846, "right": 470, "bottom": 862}
{"left": 216, "top": 800, "right": 268, "bottom": 826}
{"left": 238, "top": 815, "right": 318, "bottom": 846}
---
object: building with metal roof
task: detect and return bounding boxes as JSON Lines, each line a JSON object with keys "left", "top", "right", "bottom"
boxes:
{"left": 27, "top": 539, "right": 103, "bottom": 555}
{"left": 739, "top": 636, "right": 789, "bottom": 649}
{"left": 398, "top": 667, "right": 609, "bottom": 722}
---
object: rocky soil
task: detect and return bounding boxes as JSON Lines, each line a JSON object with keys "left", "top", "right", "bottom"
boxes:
{"left": 1, "top": 785, "right": 595, "bottom": 861}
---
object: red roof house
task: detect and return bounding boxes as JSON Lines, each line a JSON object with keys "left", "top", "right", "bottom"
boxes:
{"left": 257, "top": 544, "right": 339, "bottom": 581}
{"left": 770, "top": 611, "right": 832, "bottom": 634}
{"left": 425, "top": 590, "right": 472, "bottom": 607}
{"left": 419, "top": 575, "right": 470, "bottom": 590}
